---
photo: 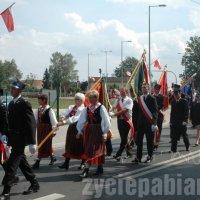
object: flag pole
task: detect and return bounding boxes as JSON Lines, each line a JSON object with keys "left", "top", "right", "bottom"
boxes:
{"left": 0, "top": 2, "right": 16, "bottom": 15}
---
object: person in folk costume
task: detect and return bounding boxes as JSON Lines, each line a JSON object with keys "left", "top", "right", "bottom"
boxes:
{"left": 111, "top": 88, "right": 134, "bottom": 160}
{"left": 191, "top": 94, "right": 200, "bottom": 146}
{"left": 76, "top": 90, "right": 111, "bottom": 178}
{"left": 170, "top": 84, "right": 190, "bottom": 153}
{"left": 153, "top": 84, "right": 164, "bottom": 149}
{"left": 132, "top": 83, "right": 158, "bottom": 164}
{"left": 32, "top": 94, "right": 58, "bottom": 170}
{"left": 1, "top": 81, "right": 39, "bottom": 200}
{"left": 58, "top": 93, "right": 85, "bottom": 170}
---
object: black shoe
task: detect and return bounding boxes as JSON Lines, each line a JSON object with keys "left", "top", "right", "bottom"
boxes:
{"left": 58, "top": 160, "right": 69, "bottom": 170}
{"left": 113, "top": 155, "right": 121, "bottom": 161}
{"left": 23, "top": 180, "right": 40, "bottom": 195}
{"left": 132, "top": 158, "right": 141, "bottom": 164}
{"left": 0, "top": 194, "right": 10, "bottom": 200}
{"left": 80, "top": 168, "right": 89, "bottom": 178}
{"left": 32, "top": 160, "right": 40, "bottom": 170}
{"left": 144, "top": 156, "right": 153, "bottom": 163}
{"left": 49, "top": 156, "right": 57, "bottom": 166}
{"left": 186, "top": 147, "right": 190, "bottom": 152}
{"left": 154, "top": 145, "right": 158, "bottom": 150}
{"left": 93, "top": 166, "right": 103, "bottom": 176}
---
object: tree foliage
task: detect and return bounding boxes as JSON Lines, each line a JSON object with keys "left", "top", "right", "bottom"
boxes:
{"left": 0, "top": 59, "right": 22, "bottom": 90}
{"left": 114, "top": 56, "right": 138, "bottom": 78}
{"left": 43, "top": 68, "right": 51, "bottom": 89}
{"left": 46, "top": 52, "right": 78, "bottom": 95}
{"left": 181, "top": 36, "right": 200, "bottom": 88}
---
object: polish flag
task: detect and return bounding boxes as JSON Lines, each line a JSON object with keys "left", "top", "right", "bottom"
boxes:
{"left": 0, "top": 4, "right": 15, "bottom": 32}
{"left": 153, "top": 59, "right": 161, "bottom": 70}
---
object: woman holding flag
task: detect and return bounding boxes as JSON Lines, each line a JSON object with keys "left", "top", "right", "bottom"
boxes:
{"left": 58, "top": 93, "right": 85, "bottom": 170}
{"left": 76, "top": 90, "right": 111, "bottom": 178}
{"left": 32, "top": 94, "right": 58, "bottom": 170}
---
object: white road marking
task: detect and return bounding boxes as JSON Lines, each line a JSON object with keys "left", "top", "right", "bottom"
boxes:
{"left": 125, "top": 152, "right": 200, "bottom": 180}
{"left": 32, "top": 193, "right": 65, "bottom": 200}
{"left": 114, "top": 149, "right": 200, "bottom": 179}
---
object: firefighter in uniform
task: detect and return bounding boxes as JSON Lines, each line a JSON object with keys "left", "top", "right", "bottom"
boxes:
{"left": 170, "top": 84, "right": 190, "bottom": 153}
{"left": 0, "top": 81, "right": 39, "bottom": 200}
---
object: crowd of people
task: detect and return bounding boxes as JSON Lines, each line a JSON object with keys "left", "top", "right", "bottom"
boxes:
{"left": 0, "top": 80, "right": 199, "bottom": 200}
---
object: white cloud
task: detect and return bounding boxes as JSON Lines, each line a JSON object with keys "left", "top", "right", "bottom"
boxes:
{"left": 0, "top": 30, "right": 69, "bottom": 78}
{"left": 64, "top": 12, "right": 98, "bottom": 33}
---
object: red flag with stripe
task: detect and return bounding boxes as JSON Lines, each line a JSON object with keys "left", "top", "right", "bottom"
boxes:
{"left": 0, "top": 6, "right": 14, "bottom": 32}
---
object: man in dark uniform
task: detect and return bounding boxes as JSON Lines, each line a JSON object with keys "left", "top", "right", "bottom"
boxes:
{"left": 132, "top": 83, "right": 158, "bottom": 163}
{"left": 153, "top": 84, "right": 164, "bottom": 149}
{"left": 170, "top": 84, "right": 190, "bottom": 153}
{"left": 0, "top": 81, "right": 40, "bottom": 200}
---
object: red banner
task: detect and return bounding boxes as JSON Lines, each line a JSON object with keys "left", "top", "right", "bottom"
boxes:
{"left": 1, "top": 7, "right": 14, "bottom": 32}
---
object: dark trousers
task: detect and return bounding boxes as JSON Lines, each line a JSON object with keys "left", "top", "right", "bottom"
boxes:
{"left": 116, "top": 119, "right": 131, "bottom": 157}
{"left": 2, "top": 146, "right": 36, "bottom": 187}
{"left": 170, "top": 124, "right": 190, "bottom": 152}
{"left": 136, "top": 126, "right": 154, "bottom": 160}
{"left": 105, "top": 139, "right": 113, "bottom": 156}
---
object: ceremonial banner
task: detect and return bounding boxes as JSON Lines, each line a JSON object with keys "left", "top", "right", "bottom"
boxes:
{"left": 153, "top": 59, "right": 161, "bottom": 70}
{"left": 85, "top": 78, "right": 111, "bottom": 111}
{"left": 0, "top": 4, "right": 15, "bottom": 32}
{"left": 158, "top": 70, "right": 169, "bottom": 110}
{"left": 127, "top": 52, "right": 149, "bottom": 98}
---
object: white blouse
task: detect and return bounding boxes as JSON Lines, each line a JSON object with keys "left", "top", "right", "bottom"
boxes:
{"left": 63, "top": 104, "right": 85, "bottom": 125}
{"left": 35, "top": 105, "right": 58, "bottom": 129}
{"left": 76, "top": 103, "right": 111, "bottom": 135}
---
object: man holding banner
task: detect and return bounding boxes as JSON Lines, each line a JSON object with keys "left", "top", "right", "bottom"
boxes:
{"left": 112, "top": 88, "right": 134, "bottom": 160}
{"left": 133, "top": 83, "right": 158, "bottom": 164}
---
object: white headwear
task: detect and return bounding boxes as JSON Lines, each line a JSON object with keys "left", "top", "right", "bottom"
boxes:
{"left": 75, "top": 93, "right": 85, "bottom": 101}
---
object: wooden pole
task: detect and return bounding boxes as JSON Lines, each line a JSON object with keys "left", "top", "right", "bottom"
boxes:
{"left": 0, "top": 2, "right": 16, "bottom": 15}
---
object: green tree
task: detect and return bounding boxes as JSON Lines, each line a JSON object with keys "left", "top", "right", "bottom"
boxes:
{"left": 114, "top": 56, "right": 138, "bottom": 78}
{"left": 0, "top": 59, "right": 22, "bottom": 90}
{"left": 181, "top": 36, "right": 200, "bottom": 87}
{"left": 48, "top": 52, "right": 77, "bottom": 95}
{"left": 43, "top": 68, "right": 51, "bottom": 89}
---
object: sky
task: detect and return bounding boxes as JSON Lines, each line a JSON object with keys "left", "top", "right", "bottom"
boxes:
{"left": 0, "top": 0, "right": 200, "bottom": 84}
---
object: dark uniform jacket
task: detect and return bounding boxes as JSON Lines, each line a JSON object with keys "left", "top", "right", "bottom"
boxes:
{"left": 170, "top": 98, "right": 189, "bottom": 126}
{"left": 7, "top": 96, "right": 36, "bottom": 148}
{"left": 137, "top": 94, "right": 158, "bottom": 130}
{"left": 154, "top": 94, "right": 164, "bottom": 110}
{"left": 190, "top": 101, "right": 200, "bottom": 126}
{"left": 0, "top": 102, "right": 8, "bottom": 135}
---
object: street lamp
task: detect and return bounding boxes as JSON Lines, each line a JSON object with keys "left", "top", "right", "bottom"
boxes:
{"left": 148, "top": 4, "right": 167, "bottom": 86}
{"left": 121, "top": 40, "right": 132, "bottom": 86}
{"left": 87, "top": 53, "right": 94, "bottom": 89}
{"left": 102, "top": 50, "right": 112, "bottom": 84}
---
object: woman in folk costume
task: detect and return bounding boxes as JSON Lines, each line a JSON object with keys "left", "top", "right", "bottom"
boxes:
{"left": 76, "top": 90, "right": 111, "bottom": 178}
{"left": 58, "top": 93, "right": 85, "bottom": 170}
{"left": 32, "top": 94, "right": 58, "bottom": 169}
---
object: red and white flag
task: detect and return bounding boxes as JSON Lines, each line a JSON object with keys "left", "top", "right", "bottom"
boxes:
{"left": 153, "top": 59, "right": 161, "bottom": 70}
{"left": 0, "top": 4, "right": 15, "bottom": 32}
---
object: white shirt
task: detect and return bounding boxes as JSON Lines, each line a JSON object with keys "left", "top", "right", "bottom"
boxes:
{"left": 76, "top": 103, "right": 111, "bottom": 135}
{"left": 35, "top": 105, "right": 58, "bottom": 128}
{"left": 63, "top": 104, "right": 85, "bottom": 125}
{"left": 120, "top": 96, "right": 133, "bottom": 118}
{"left": 13, "top": 95, "right": 21, "bottom": 103}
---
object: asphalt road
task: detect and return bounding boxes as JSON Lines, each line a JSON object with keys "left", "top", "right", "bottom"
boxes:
{"left": 1, "top": 118, "right": 200, "bottom": 200}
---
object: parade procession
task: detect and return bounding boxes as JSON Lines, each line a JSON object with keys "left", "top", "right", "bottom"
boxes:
{"left": 1, "top": 1, "right": 200, "bottom": 200}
